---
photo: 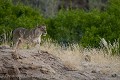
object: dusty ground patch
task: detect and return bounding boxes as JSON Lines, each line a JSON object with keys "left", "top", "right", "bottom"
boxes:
{"left": 0, "top": 44, "right": 120, "bottom": 80}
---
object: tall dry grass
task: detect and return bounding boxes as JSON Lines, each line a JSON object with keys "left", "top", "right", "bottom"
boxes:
{"left": 41, "top": 40, "right": 120, "bottom": 73}
{"left": 0, "top": 30, "right": 13, "bottom": 46}
{"left": 100, "top": 38, "right": 119, "bottom": 55}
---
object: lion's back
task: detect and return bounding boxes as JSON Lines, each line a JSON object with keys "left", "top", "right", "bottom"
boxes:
{"left": 12, "top": 28, "right": 28, "bottom": 43}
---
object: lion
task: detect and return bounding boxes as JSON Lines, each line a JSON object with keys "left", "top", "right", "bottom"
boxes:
{"left": 12, "top": 25, "right": 47, "bottom": 50}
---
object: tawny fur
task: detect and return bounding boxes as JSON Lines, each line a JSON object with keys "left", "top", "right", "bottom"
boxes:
{"left": 12, "top": 25, "right": 47, "bottom": 49}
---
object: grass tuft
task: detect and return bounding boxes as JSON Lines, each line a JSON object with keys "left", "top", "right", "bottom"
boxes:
{"left": 100, "top": 38, "right": 119, "bottom": 55}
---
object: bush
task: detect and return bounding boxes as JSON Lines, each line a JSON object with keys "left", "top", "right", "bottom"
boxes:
{"left": 46, "top": 0, "right": 120, "bottom": 54}
{"left": 0, "top": 0, "right": 45, "bottom": 35}
{"left": 47, "top": 9, "right": 116, "bottom": 47}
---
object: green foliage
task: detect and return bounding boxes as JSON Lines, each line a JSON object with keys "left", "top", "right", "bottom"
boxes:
{"left": 0, "top": 0, "right": 45, "bottom": 35}
{"left": 47, "top": 10, "right": 84, "bottom": 45}
{"left": 47, "top": 9, "right": 119, "bottom": 47}
{"left": 46, "top": 0, "right": 120, "bottom": 55}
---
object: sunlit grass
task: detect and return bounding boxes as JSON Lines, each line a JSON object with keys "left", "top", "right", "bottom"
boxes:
{"left": 0, "top": 31, "right": 13, "bottom": 46}
{"left": 41, "top": 40, "right": 120, "bottom": 72}
{"left": 100, "top": 38, "right": 120, "bottom": 55}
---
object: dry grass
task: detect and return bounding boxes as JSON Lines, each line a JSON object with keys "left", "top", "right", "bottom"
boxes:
{"left": 40, "top": 42, "right": 82, "bottom": 70}
{"left": 0, "top": 31, "right": 13, "bottom": 46}
{"left": 40, "top": 41, "right": 120, "bottom": 73}
{"left": 100, "top": 38, "right": 119, "bottom": 55}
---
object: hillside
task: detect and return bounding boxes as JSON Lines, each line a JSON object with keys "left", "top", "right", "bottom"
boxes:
{"left": 0, "top": 45, "right": 120, "bottom": 80}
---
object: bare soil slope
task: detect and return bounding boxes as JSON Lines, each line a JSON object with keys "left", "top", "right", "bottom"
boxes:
{"left": 0, "top": 46, "right": 120, "bottom": 80}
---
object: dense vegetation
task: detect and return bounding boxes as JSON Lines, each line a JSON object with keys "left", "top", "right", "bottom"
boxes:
{"left": 0, "top": 0, "right": 120, "bottom": 54}
{"left": 0, "top": 0, "right": 45, "bottom": 34}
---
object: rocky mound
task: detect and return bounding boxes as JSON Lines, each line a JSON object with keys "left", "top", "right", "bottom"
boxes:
{"left": 0, "top": 46, "right": 86, "bottom": 80}
{"left": 0, "top": 45, "right": 120, "bottom": 80}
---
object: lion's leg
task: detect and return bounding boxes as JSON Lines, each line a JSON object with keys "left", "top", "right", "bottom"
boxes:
{"left": 12, "top": 38, "right": 22, "bottom": 60}
{"left": 14, "top": 38, "right": 22, "bottom": 50}
{"left": 32, "top": 39, "right": 41, "bottom": 53}
{"left": 37, "top": 38, "right": 41, "bottom": 53}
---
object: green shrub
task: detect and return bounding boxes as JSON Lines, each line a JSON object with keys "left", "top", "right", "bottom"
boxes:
{"left": 0, "top": 0, "right": 45, "bottom": 35}
{"left": 47, "top": 9, "right": 104, "bottom": 47}
{"left": 46, "top": 0, "right": 120, "bottom": 55}
{"left": 47, "top": 9, "right": 84, "bottom": 45}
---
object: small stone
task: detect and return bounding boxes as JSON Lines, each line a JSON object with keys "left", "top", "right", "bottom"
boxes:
{"left": 111, "top": 73, "right": 117, "bottom": 77}
{"left": 91, "top": 70, "right": 96, "bottom": 73}
{"left": 84, "top": 55, "right": 91, "bottom": 62}
{"left": 0, "top": 45, "right": 10, "bottom": 49}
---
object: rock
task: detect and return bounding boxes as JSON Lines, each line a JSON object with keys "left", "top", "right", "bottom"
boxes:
{"left": 11, "top": 52, "right": 20, "bottom": 60}
{"left": 0, "top": 45, "right": 10, "bottom": 49}
{"left": 0, "top": 47, "right": 119, "bottom": 80}
{"left": 39, "top": 65, "right": 55, "bottom": 74}
{"left": 91, "top": 70, "right": 97, "bottom": 73}
{"left": 84, "top": 55, "right": 91, "bottom": 62}
{"left": 111, "top": 73, "right": 117, "bottom": 77}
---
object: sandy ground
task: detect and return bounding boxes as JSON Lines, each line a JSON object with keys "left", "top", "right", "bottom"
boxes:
{"left": 0, "top": 45, "right": 120, "bottom": 80}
